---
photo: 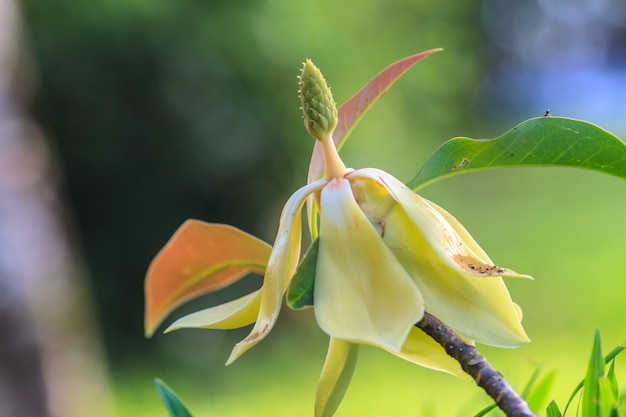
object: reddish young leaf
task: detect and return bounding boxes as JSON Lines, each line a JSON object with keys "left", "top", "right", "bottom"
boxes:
{"left": 144, "top": 220, "right": 272, "bottom": 337}
{"left": 307, "top": 48, "right": 443, "bottom": 184}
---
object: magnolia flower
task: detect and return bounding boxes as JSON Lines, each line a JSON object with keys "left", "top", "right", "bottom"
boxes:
{"left": 146, "top": 61, "right": 528, "bottom": 417}
{"left": 156, "top": 60, "right": 530, "bottom": 417}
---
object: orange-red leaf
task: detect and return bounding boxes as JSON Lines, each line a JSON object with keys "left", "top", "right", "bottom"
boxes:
{"left": 144, "top": 219, "right": 272, "bottom": 337}
{"left": 307, "top": 48, "right": 443, "bottom": 185}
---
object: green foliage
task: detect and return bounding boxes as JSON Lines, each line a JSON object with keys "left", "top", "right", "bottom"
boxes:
{"left": 561, "top": 340, "right": 626, "bottom": 417}
{"left": 286, "top": 238, "right": 319, "bottom": 309}
{"left": 472, "top": 332, "right": 625, "bottom": 417}
{"left": 407, "top": 117, "right": 626, "bottom": 191}
{"left": 526, "top": 370, "right": 557, "bottom": 413}
{"left": 562, "top": 331, "right": 625, "bottom": 417}
{"left": 154, "top": 379, "right": 194, "bottom": 417}
{"left": 547, "top": 401, "right": 563, "bottom": 417}
{"left": 582, "top": 331, "right": 605, "bottom": 417}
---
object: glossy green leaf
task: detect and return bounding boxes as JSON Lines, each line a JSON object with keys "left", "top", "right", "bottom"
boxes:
{"left": 155, "top": 379, "right": 194, "bottom": 417}
{"left": 407, "top": 117, "right": 626, "bottom": 191}
{"left": 286, "top": 238, "right": 319, "bottom": 309}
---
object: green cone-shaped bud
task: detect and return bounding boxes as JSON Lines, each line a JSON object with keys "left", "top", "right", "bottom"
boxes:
{"left": 299, "top": 59, "right": 338, "bottom": 141}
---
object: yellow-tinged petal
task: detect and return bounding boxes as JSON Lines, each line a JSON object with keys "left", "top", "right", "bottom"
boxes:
{"left": 315, "top": 337, "right": 359, "bottom": 417}
{"left": 315, "top": 177, "right": 424, "bottom": 352}
{"left": 144, "top": 220, "right": 272, "bottom": 337}
{"left": 348, "top": 170, "right": 529, "bottom": 347}
{"left": 386, "top": 327, "right": 471, "bottom": 381}
{"left": 426, "top": 200, "right": 530, "bottom": 346}
{"left": 226, "top": 179, "right": 328, "bottom": 364}
{"left": 165, "top": 290, "right": 262, "bottom": 332}
{"left": 427, "top": 199, "right": 533, "bottom": 280}
{"left": 350, "top": 169, "right": 531, "bottom": 279}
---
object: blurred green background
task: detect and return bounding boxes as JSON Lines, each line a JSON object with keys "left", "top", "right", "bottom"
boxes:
{"left": 11, "top": 0, "right": 626, "bottom": 415}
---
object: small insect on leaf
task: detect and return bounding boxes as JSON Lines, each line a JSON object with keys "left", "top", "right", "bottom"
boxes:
{"left": 453, "top": 158, "right": 470, "bottom": 170}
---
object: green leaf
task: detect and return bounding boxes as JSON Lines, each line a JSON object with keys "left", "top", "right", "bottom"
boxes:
{"left": 521, "top": 365, "right": 543, "bottom": 399}
{"left": 582, "top": 330, "right": 605, "bottom": 417}
{"left": 605, "top": 345, "right": 626, "bottom": 364}
{"left": 472, "top": 403, "right": 497, "bottom": 417}
{"left": 563, "top": 344, "right": 626, "bottom": 416}
{"left": 599, "top": 376, "right": 617, "bottom": 417}
{"left": 155, "top": 379, "right": 194, "bottom": 417}
{"left": 286, "top": 238, "right": 319, "bottom": 309}
{"left": 407, "top": 117, "right": 626, "bottom": 191}
{"left": 526, "top": 370, "right": 556, "bottom": 413}
{"left": 607, "top": 360, "right": 619, "bottom": 400}
{"left": 546, "top": 400, "right": 563, "bottom": 417}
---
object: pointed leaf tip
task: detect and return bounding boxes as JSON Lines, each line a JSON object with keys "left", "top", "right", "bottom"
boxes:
{"left": 144, "top": 220, "right": 271, "bottom": 337}
{"left": 154, "top": 379, "right": 194, "bottom": 417}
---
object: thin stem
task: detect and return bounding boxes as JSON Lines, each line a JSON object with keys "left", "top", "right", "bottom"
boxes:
{"left": 320, "top": 134, "right": 347, "bottom": 179}
{"left": 415, "top": 312, "right": 536, "bottom": 417}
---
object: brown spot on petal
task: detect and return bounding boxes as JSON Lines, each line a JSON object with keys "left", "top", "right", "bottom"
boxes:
{"left": 243, "top": 322, "right": 270, "bottom": 343}
{"left": 453, "top": 255, "right": 505, "bottom": 275}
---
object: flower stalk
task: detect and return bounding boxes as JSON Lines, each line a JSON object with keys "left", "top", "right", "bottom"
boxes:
{"left": 415, "top": 312, "right": 537, "bottom": 417}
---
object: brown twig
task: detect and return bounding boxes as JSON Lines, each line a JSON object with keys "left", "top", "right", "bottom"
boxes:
{"left": 415, "top": 312, "right": 536, "bottom": 417}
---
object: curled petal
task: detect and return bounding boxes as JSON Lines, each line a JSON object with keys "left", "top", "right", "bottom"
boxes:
{"left": 227, "top": 179, "right": 328, "bottom": 364}
{"left": 426, "top": 200, "right": 530, "bottom": 345}
{"left": 315, "top": 178, "right": 424, "bottom": 352}
{"left": 350, "top": 169, "right": 531, "bottom": 279}
{"left": 426, "top": 199, "right": 532, "bottom": 280}
{"left": 165, "top": 290, "right": 262, "bottom": 332}
{"left": 315, "top": 337, "right": 359, "bottom": 417}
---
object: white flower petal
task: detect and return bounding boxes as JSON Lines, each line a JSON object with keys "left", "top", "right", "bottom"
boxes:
{"left": 165, "top": 290, "right": 262, "bottom": 332}
{"left": 315, "top": 177, "right": 424, "bottom": 352}
{"left": 227, "top": 179, "right": 328, "bottom": 364}
{"left": 347, "top": 169, "right": 529, "bottom": 347}
{"left": 349, "top": 169, "right": 530, "bottom": 279}
{"left": 315, "top": 337, "right": 359, "bottom": 417}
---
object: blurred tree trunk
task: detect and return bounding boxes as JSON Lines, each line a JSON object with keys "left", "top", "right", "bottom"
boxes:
{"left": 0, "top": 1, "right": 112, "bottom": 416}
